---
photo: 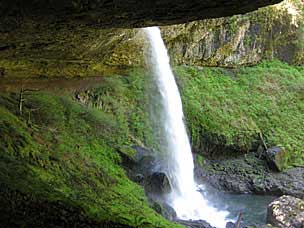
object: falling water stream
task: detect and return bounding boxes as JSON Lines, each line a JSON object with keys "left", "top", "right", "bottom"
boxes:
{"left": 144, "top": 26, "right": 229, "bottom": 228}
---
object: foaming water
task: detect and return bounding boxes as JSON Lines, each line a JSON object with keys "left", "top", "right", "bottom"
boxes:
{"left": 144, "top": 27, "right": 229, "bottom": 228}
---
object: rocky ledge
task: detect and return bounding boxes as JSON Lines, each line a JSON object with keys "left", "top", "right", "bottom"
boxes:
{"left": 195, "top": 153, "right": 304, "bottom": 199}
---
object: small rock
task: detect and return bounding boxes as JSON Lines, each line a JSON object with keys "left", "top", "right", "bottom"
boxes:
{"left": 134, "top": 174, "right": 144, "bottom": 184}
{"left": 132, "top": 145, "right": 158, "bottom": 176}
{"left": 197, "top": 66, "right": 204, "bottom": 71}
{"left": 257, "top": 145, "right": 265, "bottom": 157}
{"left": 267, "top": 195, "right": 304, "bottom": 228}
{"left": 265, "top": 146, "right": 287, "bottom": 171}
{"left": 151, "top": 201, "right": 163, "bottom": 214}
{"left": 225, "top": 221, "right": 236, "bottom": 228}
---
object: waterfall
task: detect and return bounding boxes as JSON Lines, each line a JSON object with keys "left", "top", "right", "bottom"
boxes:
{"left": 144, "top": 27, "right": 229, "bottom": 228}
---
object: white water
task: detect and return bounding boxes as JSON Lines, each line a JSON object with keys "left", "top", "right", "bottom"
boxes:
{"left": 144, "top": 27, "right": 229, "bottom": 228}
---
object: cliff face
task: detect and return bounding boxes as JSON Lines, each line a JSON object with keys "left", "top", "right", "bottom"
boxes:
{"left": 162, "top": 0, "right": 304, "bottom": 67}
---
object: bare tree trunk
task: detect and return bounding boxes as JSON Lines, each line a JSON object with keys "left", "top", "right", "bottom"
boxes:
{"left": 235, "top": 212, "right": 243, "bottom": 228}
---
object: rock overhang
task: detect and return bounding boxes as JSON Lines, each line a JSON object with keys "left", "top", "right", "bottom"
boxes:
{"left": 0, "top": 0, "right": 286, "bottom": 79}
{"left": 1, "top": 0, "right": 283, "bottom": 29}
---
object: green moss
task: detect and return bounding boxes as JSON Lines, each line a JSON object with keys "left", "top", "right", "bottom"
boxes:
{"left": 162, "top": 1, "right": 303, "bottom": 67}
{"left": 0, "top": 59, "right": 132, "bottom": 78}
{"left": 196, "top": 155, "right": 204, "bottom": 168}
{"left": 0, "top": 25, "right": 145, "bottom": 79}
{"left": 0, "top": 78, "right": 180, "bottom": 227}
{"left": 175, "top": 60, "right": 304, "bottom": 168}
{"left": 75, "top": 68, "right": 156, "bottom": 149}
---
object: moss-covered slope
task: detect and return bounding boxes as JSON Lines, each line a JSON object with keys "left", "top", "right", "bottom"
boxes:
{"left": 0, "top": 61, "right": 303, "bottom": 227}
{"left": 0, "top": 69, "right": 179, "bottom": 227}
{"left": 175, "top": 60, "right": 304, "bottom": 168}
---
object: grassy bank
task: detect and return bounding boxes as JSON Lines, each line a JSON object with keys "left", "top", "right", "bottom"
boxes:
{"left": 0, "top": 60, "right": 303, "bottom": 227}
{"left": 176, "top": 60, "right": 304, "bottom": 168}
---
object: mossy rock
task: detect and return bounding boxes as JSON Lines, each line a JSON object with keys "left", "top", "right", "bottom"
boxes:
{"left": 265, "top": 147, "right": 288, "bottom": 172}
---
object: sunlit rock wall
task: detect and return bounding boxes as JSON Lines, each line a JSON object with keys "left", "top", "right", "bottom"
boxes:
{"left": 162, "top": 0, "right": 304, "bottom": 66}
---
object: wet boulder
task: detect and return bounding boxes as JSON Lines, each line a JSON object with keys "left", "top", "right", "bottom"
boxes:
{"left": 145, "top": 172, "right": 172, "bottom": 196}
{"left": 265, "top": 147, "right": 287, "bottom": 172}
{"left": 151, "top": 202, "right": 177, "bottom": 221}
{"left": 225, "top": 222, "right": 235, "bottom": 228}
{"left": 132, "top": 146, "right": 158, "bottom": 176}
{"left": 162, "top": 203, "right": 177, "bottom": 221}
{"left": 118, "top": 146, "right": 158, "bottom": 184}
{"left": 267, "top": 195, "right": 304, "bottom": 228}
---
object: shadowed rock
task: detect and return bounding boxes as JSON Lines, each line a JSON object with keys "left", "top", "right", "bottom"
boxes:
{"left": 0, "top": 0, "right": 282, "bottom": 29}
{"left": 195, "top": 154, "right": 304, "bottom": 198}
{"left": 145, "top": 172, "right": 172, "bottom": 196}
{"left": 265, "top": 147, "right": 287, "bottom": 172}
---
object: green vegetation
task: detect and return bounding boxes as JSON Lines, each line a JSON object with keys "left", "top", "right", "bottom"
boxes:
{"left": 175, "top": 60, "right": 304, "bottom": 168}
{"left": 75, "top": 69, "right": 155, "bottom": 151}
{"left": 195, "top": 154, "right": 205, "bottom": 168}
{"left": 0, "top": 69, "right": 179, "bottom": 227}
{"left": 1, "top": 60, "right": 303, "bottom": 226}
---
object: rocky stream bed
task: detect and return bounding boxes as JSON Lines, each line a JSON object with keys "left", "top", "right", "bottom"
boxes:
{"left": 122, "top": 146, "right": 304, "bottom": 228}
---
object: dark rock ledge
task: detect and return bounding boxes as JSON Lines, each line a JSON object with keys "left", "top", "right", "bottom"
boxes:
{"left": 195, "top": 153, "right": 304, "bottom": 199}
{"left": 0, "top": 0, "right": 282, "bottom": 29}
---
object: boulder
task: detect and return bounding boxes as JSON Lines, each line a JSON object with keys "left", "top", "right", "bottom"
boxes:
{"left": 118, "top": 146, "right": 158, "bottom": 184}
{"left": 225, "top": 212, "right": 243, "bottom": 228}
{"left": 151, "top": 201, "right": 177, "bottom": 221}
{"left": 267, "top": 195, "right": 304, "bottom": 228}
{"left": 145, "top": 172, "right": 172, "bottom": 196}
{"left": 132, "top": 146, "right": 158, "bottom": 176}
{"left": 265, "top": 147, "right": 287, "bottom": 172}
{"left": 162, "top": 203, "right": 177, "bottom": 221}
{"left": 225, "top": 222, "right": 236, "bottom": 228}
